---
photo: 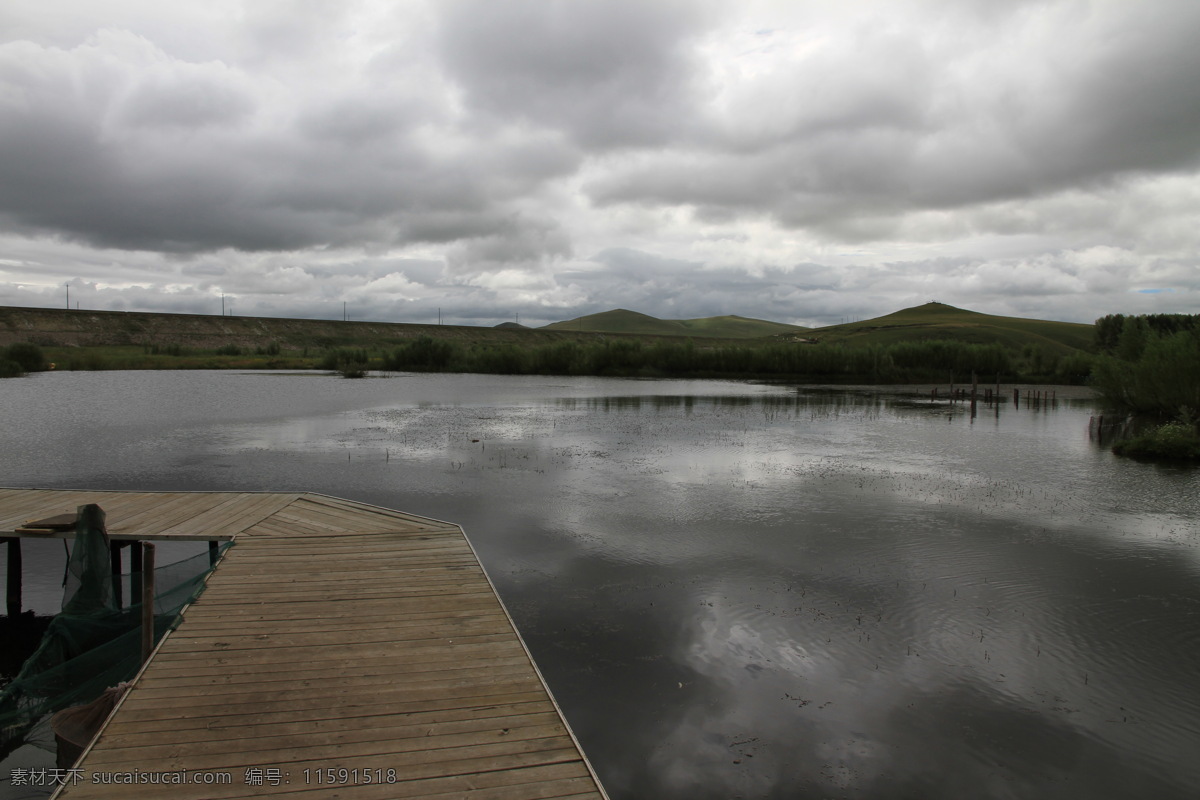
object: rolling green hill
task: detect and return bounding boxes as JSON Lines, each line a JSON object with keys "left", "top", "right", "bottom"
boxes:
{"left": 803, "top": 302, "right": 1095, "bottom": 356}
{"left": 543, "top": 309, "right": 809, "bottom": 338}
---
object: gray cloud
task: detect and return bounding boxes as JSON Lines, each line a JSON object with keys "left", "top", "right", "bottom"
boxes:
{"left": 591, "top": 3, "right": 1200, "bottom": 238}
{"left": 435, "top": 0, "right": 714, "bottom": 149}
{"left": 1, "top": 1, "right": 1197, "bottom": 329}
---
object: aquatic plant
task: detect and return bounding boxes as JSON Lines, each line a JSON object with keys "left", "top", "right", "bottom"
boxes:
{"left": 384, "top": 336, "right": 456, "bottom": 371}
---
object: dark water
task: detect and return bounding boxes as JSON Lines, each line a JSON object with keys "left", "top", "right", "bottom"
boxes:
{"left": 2, "top": 371, "right": 1198, "bottom": 799}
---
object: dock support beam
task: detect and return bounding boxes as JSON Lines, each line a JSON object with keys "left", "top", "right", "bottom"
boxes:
{"left": 110, "top": 541, "right": 123, "bottom": 609}
{"left": 130, "top": 541, "right": 143, "bottom": 611}
{"left": 5, "top": 537, "right": 20, "bottom": 617}
{"left": 209, "top": 541, "right": 219, "bottom": 567}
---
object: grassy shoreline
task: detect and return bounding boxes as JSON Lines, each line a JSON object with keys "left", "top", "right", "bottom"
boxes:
{"left": 0, "top": 301, "right": 1103, "bottom": 386}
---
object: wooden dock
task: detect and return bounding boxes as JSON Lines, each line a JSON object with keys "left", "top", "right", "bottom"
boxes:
{"left": 0, "top": 488, "right": 607, "bottom": 799}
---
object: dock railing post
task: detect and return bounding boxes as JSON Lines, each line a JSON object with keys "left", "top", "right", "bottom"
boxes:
{"left": 5, "top": 537, "right": 20, "bottom": 617}
{"left": 141, "top": 543, "right": 156, "bottom": 664}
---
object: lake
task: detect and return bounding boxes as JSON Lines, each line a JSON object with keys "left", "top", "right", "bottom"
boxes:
{"left": 2, "top": 370, "right": 1199, "bottom": 799}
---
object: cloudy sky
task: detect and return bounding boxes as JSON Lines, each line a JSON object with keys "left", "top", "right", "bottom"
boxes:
{"left": 1, "top": 0, "right": 1197, "bottom": 328}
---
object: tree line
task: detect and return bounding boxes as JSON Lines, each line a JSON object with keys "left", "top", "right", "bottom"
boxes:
{"left": 379, "top": 336, "right": 1040, "bottom": 382}
{"left": 1091, "top": 313, "right": 1200, "bottom": 421}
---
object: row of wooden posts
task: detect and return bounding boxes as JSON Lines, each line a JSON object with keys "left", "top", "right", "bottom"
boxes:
{"left": 927, "top": 373, "right": 1060, "bottom": 420}
{"left": 933, "top": 386, "right": 1059, "bottom": 406}
{"left": 930, "top": 374, "right": 1058, "bottom": 408}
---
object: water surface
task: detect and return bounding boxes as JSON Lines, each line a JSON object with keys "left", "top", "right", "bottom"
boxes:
{"left": 1, "top": 371, "right": 1198, "bottom": 799}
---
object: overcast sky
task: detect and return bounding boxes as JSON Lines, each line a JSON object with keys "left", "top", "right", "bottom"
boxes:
{"left": 1, "top": 1, "right": 1197, "bottom": 328}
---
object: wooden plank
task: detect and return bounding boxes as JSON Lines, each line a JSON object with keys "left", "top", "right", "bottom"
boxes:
{"left": 172, "top": 605, "right": 506, "bottom": 627}
{"left": 107, "top": 690, "right": 553, "bottom": 728}
{"left": 129, "top": 654, "right": 534, "bottom": 686}
{"left": 164, "top": 619, "right": 511, "bottom": 644}
{"left": 150, "top": 492, "right": 300, "bottom": 539}
{"left": 60, "top": 762, "right": 593, "bottom": 800}
{"left": 131, "top": 660, "right": 540, "bottom": 695}
{"left": 64, "top": 749, "right": 588, "bottom": 799}
{"left": 133, "top": 661, "right": 540, "bottom": 698}
{"left": 96, "top": 699, "right": 555, "bottom": 738}
{"left": 173, "top": 609, "right": 508, "bottom": 635}
{"left": 83, "top": 736, "right": 582, "bottom": 774}
{"left": 87, "top": 711, "right": 568, "bottom": 761}
{"left": 262, "top": 497, "right": 457, "bottom": 535}
{"left": 107, "top": 492, "right": 238, "bottom": 536}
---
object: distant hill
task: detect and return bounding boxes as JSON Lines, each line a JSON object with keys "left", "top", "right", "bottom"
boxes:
{"left": 543, "top": 308, "right": 808, "bottom": 338}
{"left": 0, "top": 303, "right": 1095, "bottom": 359}
{"left": 804, "top": 302, "right": 1094, "bottom": 355}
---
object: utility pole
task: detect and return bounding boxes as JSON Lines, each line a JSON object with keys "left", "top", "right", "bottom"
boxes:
{"left": 343, "top": 301, "right": 347, "bottom": 321}
{"left": 221, "top": 294, "right": 225, "bottom": 316}
{"left": 438, "top": 308, "right": 441, "bottom": 325}
{"left": 65, "top": 282, "right": 69, "bottom": 309}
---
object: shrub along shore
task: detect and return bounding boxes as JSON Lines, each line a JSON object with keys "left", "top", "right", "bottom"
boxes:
{"left": 16, "top": 336, "right": 1086, "bottom": 385}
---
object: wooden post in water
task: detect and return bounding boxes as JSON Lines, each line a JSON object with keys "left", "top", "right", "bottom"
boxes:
{"left": 5, "top": 537, "right": 20, "bottom": 617}
{"left": 1013, "top": 387, "right": 1019, "bottom": 409}
{"left": 970, "top": 371, "right": 978, "bottom": 419}
{"left": 140, "top": 543, "right": 156, "bottom": 665}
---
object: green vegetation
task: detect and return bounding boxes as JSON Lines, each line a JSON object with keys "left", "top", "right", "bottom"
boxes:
{"left": 1090, "top": 313, "right": 1200, "bottom": 461}
{"left": 1094, "top": 313, "right": 1199, "bottom": 354}
{"left": 0, "top": 343, "right": 48, "bottom": 377}
{"left": 318, "top": 347, "right": 371, "bottom": 378}
{"left": 1111, "top": 422, "right": 1200, "bottom": 461}
{"left": 369, "top": 303, "right": 1101, "bottom": 383}
{"left": 1091, "top": 320, "right": 1200, "bottom": 418}
{"left": 381, "top": 335, "right": 1024, "bottom": 382}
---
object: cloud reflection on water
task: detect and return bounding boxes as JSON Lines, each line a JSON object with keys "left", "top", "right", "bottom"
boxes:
{"left": 2, "top": 372, "right": 1198, "bottom": 798}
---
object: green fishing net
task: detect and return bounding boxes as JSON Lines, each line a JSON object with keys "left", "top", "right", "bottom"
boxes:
{"left": 0, "top": 505, "right": 230, "bottom": 761}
